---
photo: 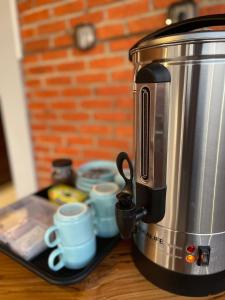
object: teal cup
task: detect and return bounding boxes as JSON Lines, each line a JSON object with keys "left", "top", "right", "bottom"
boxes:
{"left": 44, "top": 203, "right": 97, "bottom": 271}
{"left": 45, "top": 202, "right": 94, "bottom": 248}
{"left": 95, "top": 216, "right": 119, "bottom": 238}
{"left": 86, "top": 182, "right": 119, "bottom": 238}
{"left": 48, "top": 236, "right": 96, "bottom": 271}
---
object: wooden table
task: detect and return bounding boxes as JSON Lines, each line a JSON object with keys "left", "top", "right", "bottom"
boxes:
{"left": 0, "top": 241, "right": 225, "bottom": 300}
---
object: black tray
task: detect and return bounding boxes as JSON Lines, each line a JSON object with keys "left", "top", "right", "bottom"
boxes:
{"left": 0, "top": 187, "right": 120, "bottom": 285}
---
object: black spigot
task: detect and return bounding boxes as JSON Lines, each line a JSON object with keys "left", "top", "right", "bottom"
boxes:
{"left": 115, "top": 152, "right": 147, "bottom": 239}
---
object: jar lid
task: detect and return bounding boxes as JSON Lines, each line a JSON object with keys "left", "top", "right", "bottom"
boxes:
{"left": 52, "top": 158, "right": 72, "bottom": 168}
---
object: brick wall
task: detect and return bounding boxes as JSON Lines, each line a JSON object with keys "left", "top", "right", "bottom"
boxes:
{"left": 17, "top": 0, "right": 225, "bottom": 188}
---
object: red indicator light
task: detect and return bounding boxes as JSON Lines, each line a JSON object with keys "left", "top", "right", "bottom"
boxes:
{"left": 186, "top": 245, "right": 196, "bottom": 253}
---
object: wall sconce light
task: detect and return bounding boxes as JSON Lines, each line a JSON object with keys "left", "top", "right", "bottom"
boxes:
{"left": 73, "top": 23, "right": 96, "bottom": 51}
{"left": 165, "top": 0, "right": 197, "bottom": 25}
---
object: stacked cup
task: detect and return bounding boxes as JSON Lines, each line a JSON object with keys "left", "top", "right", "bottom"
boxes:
{"left": 45, "top": 182, "right": 120, "bottom": 271}
{"left": 44, "top": 202, "right": 96, "bottom": 271}
{"left": 76, "top": 160, "right": 117, "bottom": 192}
{"left": 87, "top": 182, "right": 119, "bottom": 238}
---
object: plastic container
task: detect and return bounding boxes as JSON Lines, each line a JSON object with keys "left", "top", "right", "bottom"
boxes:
{"left": 0, "top": 195, "right": 56, "bottom": 260}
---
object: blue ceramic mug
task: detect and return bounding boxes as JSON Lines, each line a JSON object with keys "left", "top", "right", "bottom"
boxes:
{"left": 48, "top": 236, "right": 96, "bottom": 271}
{"left": 45, "top": 202, "right": 94, "bottom": 248}
{"left": 45, "top": 202, "right": 97, "bottom": 271}
{"left": 86, "top": 182, "right": 119, "bottom": 238}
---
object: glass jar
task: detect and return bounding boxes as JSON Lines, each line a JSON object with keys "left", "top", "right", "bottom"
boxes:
{"left": 52, "top": 159, "right": 76, "bottom": 187}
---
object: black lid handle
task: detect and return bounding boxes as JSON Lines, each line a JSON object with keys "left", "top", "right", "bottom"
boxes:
{"left": 130, "top": 14, "right": 225, "bottom": 60}
{"left": 149, "top": 14, "right": 225, "bottom": 39}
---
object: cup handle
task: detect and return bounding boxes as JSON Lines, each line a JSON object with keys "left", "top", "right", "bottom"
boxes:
{"left": 48, "top": 248, "right": 65, "bottom": 271}
{"left": 86, "top": 199, "right": 98, "bottom": 235}
{"left": 44, "top": 225, "right": 60, "bottom": 248}
{"left": 86, "top": 198, "right": 95, "bottom": 219}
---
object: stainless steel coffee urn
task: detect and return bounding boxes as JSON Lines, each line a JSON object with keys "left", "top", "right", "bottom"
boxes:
{"left": 116, "top": 14, "right": 225, "bottom": 296}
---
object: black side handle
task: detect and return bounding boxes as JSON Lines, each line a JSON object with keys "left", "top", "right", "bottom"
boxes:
{"left": 116, "top": 152, "right": 134, "bottom": 207}
{"left": 116, "top": 151, "right": 133, "bottom": 186}
{"left": 129, "top": 14, "right": 225, "bottom": 60}
{"left": 136, "top": 62, "right": 171, "bottom": 83}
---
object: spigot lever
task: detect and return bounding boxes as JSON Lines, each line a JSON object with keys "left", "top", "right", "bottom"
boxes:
{"left": 115, "top": 152, "right": 147, "bottom": 239}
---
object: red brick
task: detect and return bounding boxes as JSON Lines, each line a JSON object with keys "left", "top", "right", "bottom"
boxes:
{"left": 79, "top": 125, "right": 112, "bottom": 134}
{"left": 24, "top": 39, "right": 49, "bottom": 52}
{"left": 128, "top": 14, "right": 166, "bottom": 33}
{"left": 36, "top": 166, "right": 51, "bottom": 177}
{"left": 46, "top": 76, "right": 71, "bottom": 85}
{"left": 109, "top": 36, "right": 139, "bottom": 51}
{"left": 37, "top": 178, "right": 51, "bottom": 189}
{"left": 57, "top": 62, "right": 85, "bottom": 71}
{"left": 36, "top": 167, "right": 51, "bottom": 177}
{"left": 26, "top": 79, "right": 41, "bottom": 87}
{"left": 88, "top": 0, "right": 114, "bottom": 8}
{"left": 42, "top": 49, "right": 68, "bottom": 60}
{"left": 80, "top": 99, "right": 113, "bottom": 109}
{"left": 54, "top": 147, "right": 80, "bottom": 156}
{"left": 97, "top": 24, "right": 125, "bottom": 39}
{"left": 73, "top": 159, "right": 87, "bottom": 166}
{"left": 28, "top": 65, "right": 53, "bottom": 74}
{"left": 82, "top": 149, "right": 116, "bottom": 160}
{"left": 108, "top": 0, "right": 148, "bottom": 19}
{"left": 98, "top": 139, "right": 129, "bottom": 149}
{"left": 50, "top": 101, "right": 76, "bottom": 110}
{"left": 34, "top": 145, "right": 49, "bottom": 153}
{"left": 36, "top": 156, "right": 57, "bottom": 165}
{"left": 200, "top": 5, "right": 225, "bottom": 16}
{"left": 76, "top": 73, "right": 107, "bottom": 83}
{"left": 31, "top": 124, "right": 48, "bottom": 131}
{"left": 67, "top": 136, "right": 93, "bottom": 145}
{"left": 54, "top": 1, "right": 84, "bottom": 16}
{"left": 38, "top": 21, "right": 66, "bottom": 34}
{"left": 36, "top": 0, "right": 60, "bottom": 5}
{"left": 26, "top": 91, "right": 31, "bottom": 100}
{"left": 70, "top": 11, "right": 103, "bottom": 27}
{"left": 54, "top": 35, "right": 73, "bottom": 47}
{"left": 34, "top": 135, "right": 62, "bottom": 144}
{"left": 63, "top": 88, "right": 91, "bottom": 97}
{"left": 33, "top": 90, "right": 60, "bottom": 98}
{"left": 32, "top": 112, "right": 57, "bottom": 121}
{"left": 73, "top": 44, "right": 105, "bottom": 57}
{"left": 28, "top": 102, "right": 47, "bottom": 110}
{"left": 95, "top": 112, "right": 132, "bottom": 122}
{"left": 23, "top": 54, "right": 39, "bottom": 64}
{"left": 112, "top": 70, "right": 133, "bottom": 81}
{"left": 21, "top": 9, "right": 49, "bottom": 24}
{"left": 116, "top": 126, "right": 133, "bottom": 137}
{"left": 62, "top": 113, "right": 89, "bottom": 121}
{"left": 90, "top": 56, "right": 125, "bottom": 69}
{"left": 95, "top": 85, "right": 130, "bottom": 96}
{"left": 18, "top": 0, "right": 32, "bottom": 13}
{"left": 50, "top": 125, "right": 76, "bottom": 132}
{"left": 153, "top": 0, "right": 177, "bottom": 9}
{"left": 39, "top": 181, "right": 52, "bottom": 189}
{"left": 21, "top": 28, "right": 36, "bottom": 39}
{"left": 116, "top": 98, "right": 133, "bottom": 109}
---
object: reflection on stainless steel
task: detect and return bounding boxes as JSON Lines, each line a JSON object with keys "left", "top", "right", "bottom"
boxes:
{"left": 133, "top": 35, "right": 225, "bottom": 275}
